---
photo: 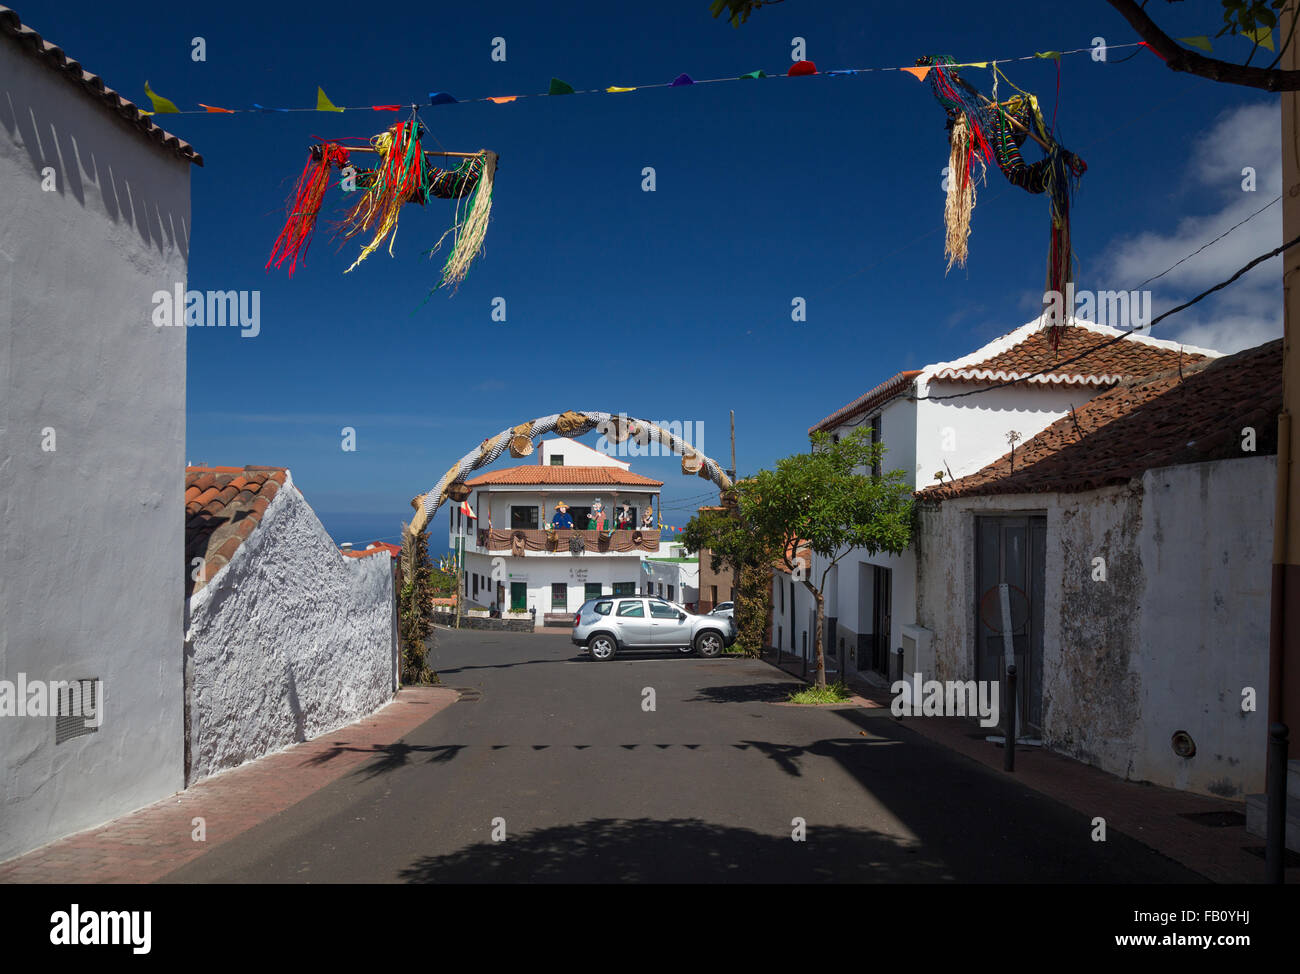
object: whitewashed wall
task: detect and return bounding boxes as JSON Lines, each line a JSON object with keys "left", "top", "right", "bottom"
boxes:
{"left": 463, "top": 550, "right": 645, "bottom": 614}
{"left": 185, "top": 472, "right": 395, "bottom": 782}
{"left": 0, "top": 41, "right": 191, "bottom": 861}
{"left": 645, "top": 558, "right": 699, "bottom": 605}
{"left": 915, "top": 455, "right": 1274, "bottom": 798}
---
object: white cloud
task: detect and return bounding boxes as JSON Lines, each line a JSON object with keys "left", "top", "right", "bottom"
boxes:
{"left": 1092, "top": 102, "right": 1283, "bottom": 354}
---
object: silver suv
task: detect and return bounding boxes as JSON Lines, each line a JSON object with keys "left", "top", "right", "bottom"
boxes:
{"left": 572, "top": 596, "right": 738, "bottom": 660}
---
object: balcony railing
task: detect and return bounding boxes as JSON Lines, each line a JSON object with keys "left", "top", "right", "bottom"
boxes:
{"left": 475, "top": 527, "right": 660, "bottom": 554}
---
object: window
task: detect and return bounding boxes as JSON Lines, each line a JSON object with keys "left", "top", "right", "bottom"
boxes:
{"left": 550, "top": 456, "right": 564, "bottom": 466}
{"left": 585, "top": 582, "right": 603, "bottom": 602}
{"left": 616, "top": 600, "right": 645, "bottom": 617}
{"left": 650, "top": 602, "right": 679, "bottom": 619}
{"left": 667, "top": 585, "right": 674, "bottom": 601}
{"left": 551, "top": 582, "right": 568, "bottom": 610}
{"left": 511, "top": 506, "right": 539, "bottom": 529}
{"left": 594, "top": 600, "right": 613, "bottom": 616}
{"left": 710, "top": 584, "right": 717, "bottom": 605}
{"left": 473, "top": 574, "right": 479, "bottom": 598}
{"left": 613, "top": 582, "right": 636, "bottom": 597}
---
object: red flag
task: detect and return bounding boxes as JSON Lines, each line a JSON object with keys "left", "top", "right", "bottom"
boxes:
{"left": 460, "top": 500, "right": 477, "bottom": 519}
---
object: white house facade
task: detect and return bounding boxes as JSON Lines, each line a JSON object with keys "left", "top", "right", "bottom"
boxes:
{"left": 786, "top": 318, "right": 1221, "bottom": 686}
{"left": 452, "top": 439, "right": 665, "bottom": 619}
{"left": 0, "top": 10, "right": 201, "bottom": 862}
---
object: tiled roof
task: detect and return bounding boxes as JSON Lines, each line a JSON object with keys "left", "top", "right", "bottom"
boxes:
{"left": 922, "top": 339, "right": 1282, "bottom": 500}
{"left": 348, "top": 541, "right": 401, "bottom": 559}
{"left": 464, "top": 465, "right": 663, "bottom": 487}
{"left": 930, "top": 322, "right": 1211, "bottom": 386}
{"left": 773, "top": 540, "right": 812, "bottom": 576}
{"left": 185, "top": 466, "right": 287, "bottom": 596}
{"left": 0, "top": 6, "right": 202, "bottom": 166}
{"left": 810, "top": 371, "right": 921, "bottom": 434}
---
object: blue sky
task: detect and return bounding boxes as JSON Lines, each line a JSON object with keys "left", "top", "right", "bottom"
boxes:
{"left": 26, "top": 0, "right": 1283, "bottom": 547}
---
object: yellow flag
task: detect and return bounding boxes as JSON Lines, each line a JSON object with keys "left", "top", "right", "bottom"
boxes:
{"left": 606, "top": 86, "right": 636, "bottom": 93}
{"left": 143, "top": 81, "right": 179, "bottom": 114}
{"left": 1242, "top": 27, "right": 1274, "bottom": 52}
{"left": 954, "top": 61, "right": 989, "bottom": 69}
{"left": 316, "top": 86, "right": 344, "bottom": 112}
{"left": 1035, "top": 51, "right": 1061, "bottom": 60}
{"left": 1178, "top": 36, "right": 1213, "bottom": 52}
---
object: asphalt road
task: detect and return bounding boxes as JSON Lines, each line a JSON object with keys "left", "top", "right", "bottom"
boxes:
{"left": 162, "top": 628, "right": 1204, "bottom": 883}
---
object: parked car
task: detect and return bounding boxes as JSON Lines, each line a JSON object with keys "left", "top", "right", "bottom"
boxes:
{"left": 572, "top": 597, "right": 737, "bottom": 660}
{"left": 709, "top": 601, "right": 735, "bottom": 620}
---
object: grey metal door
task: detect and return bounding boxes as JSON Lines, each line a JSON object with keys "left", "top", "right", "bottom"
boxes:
{"left": 974, "top": 515, "right": 1046, "bottom": 733}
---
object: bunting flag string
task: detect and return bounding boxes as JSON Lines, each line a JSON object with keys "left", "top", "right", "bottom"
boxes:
{"left": 136, "top": 29, "right": 1272, "bottom": 117}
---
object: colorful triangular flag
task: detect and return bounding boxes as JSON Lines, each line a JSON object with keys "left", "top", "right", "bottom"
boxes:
{"left": 429, "top": 91, "right": 458, "bottom": 105}
{"left": 198, "top": 103, "right": 233, "bottom": 113}
{"left": 787, "top": 60, "right": 817, "bottom": 76}
{"left": 548, "top": 78, "right": 575, "bottom": 95}
{"left": 316, "top": 86, "right": 344, "bottom": 112}
{"left": 739, "top": 70, "right": 766, "bottom": 80}
{"left": 143, "top": 81, "right": 179, "bottom": 114}
{"left": 489, "top": 95, "right": 518, "bottom": 104}
{"left": 1242, "top": 27, "right": 1275, "bottom": 52}
{"left": 606, "top": 85, "right": 636, "bottom": 93}
{"left": 669, "top": 73, "right": 694, "bottom": 87}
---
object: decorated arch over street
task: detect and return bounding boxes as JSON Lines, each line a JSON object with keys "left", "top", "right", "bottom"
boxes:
{"left": 404, "top": 410, "right": 734, "bottom": 543}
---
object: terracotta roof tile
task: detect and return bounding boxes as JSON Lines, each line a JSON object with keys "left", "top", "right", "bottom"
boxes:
{"left": 922, "top": 339, "right": 1281, "bottom": 500}
{"left": 463, "top": 465, "right": 663, "bottom": 487}
{"left": 931, "top": 323, "right": 1211, "bottom": 386}
{"left": 0, "top": 6, "right": 202, "bottom": 166}
{"left": 185, "top": 465, "right": 288, "bottom": 597}
{"left": 810, "top": 371, "right": 921, "bottom": 434}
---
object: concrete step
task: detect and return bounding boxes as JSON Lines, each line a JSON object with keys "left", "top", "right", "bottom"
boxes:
{"left": 1244, "top": 791, "right": 1300, "bottom": 853}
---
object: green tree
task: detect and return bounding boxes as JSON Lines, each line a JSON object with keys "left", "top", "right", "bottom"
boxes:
{"left": 684, "top": 429, "right": 913, "bottom": 687}
{"left": 398, "top": 523, "right": 438, "bottom": 684}
{"left": 680, "top": 503, "right": 775, "bottom": 656}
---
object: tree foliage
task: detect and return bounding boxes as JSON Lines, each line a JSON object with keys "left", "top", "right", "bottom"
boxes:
{"left": 398, "top": 525, "right": 438, "bottom": 685}
{"left": 683, "top": 428, "right": 914, "bottom": 686}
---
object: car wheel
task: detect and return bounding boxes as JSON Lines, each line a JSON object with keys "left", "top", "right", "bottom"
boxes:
{"left": 589, "top": 635, "right": 616, "bottom": 660}
{"left": 695, "top": 630, "right": 723, "bottom": 658}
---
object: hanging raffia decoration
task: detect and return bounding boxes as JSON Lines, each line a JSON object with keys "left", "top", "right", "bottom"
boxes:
{"left": 427, "top": 150, "right": 497, "bottom": 290}
{"left": 340, "top": 121, "right": 429, "bottom": 273}
{"left": 943, "top": 114, "right": 982, "bottom": 272}
{"left": 919, "top": 56, "right": 1086, "bottom": 348}
{"left": 267, "top": 141, "right": 350, "bottom": 276}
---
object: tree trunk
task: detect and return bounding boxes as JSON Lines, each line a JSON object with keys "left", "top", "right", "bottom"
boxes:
{"left": 813, "top": 589, "right": 826, "bottom": 689}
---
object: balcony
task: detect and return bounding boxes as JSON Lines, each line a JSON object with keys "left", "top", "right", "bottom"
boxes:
{"left": 475, "top": 527, "right": 660, "bottom": 555}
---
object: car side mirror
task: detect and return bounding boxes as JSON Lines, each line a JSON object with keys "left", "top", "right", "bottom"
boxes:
{"left": 678, "top": 612, "right": 686, "bottom": 621}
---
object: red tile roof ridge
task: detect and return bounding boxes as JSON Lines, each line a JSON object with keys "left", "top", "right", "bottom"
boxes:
{"left": 809, "top": 370, "right": 922, "bottom": 434}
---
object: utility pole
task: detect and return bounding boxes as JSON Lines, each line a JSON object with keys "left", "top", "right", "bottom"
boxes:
{"left": 729, "top": 409, "right": 736, "bottom": 482}
{"left": 455, "top": 507, "right": 464, "bottom": 630}
{"left": 1270, "top": 6, "right": 1300, "bottom": 881}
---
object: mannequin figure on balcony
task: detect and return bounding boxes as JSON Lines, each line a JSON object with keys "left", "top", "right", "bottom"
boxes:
{"left": 552, "top": 502, "right": 574, "bottom": 529}
{"left": 588, "top": 497, "right": 606, "bottom": 531}
{"left": 616, "top": 504, "right": 632, "bottom": 530}
{"left": 642, "top": 504, "right": 655, "bottom": 528}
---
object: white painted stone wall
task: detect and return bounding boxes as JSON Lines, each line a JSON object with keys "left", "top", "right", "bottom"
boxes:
{"left": 0, "top": 39, "right": 191, "bottom": 861}
{"left": 1133, "top": 456, "right": 1274, "bottom": 797}
{"left": 915, "top": 455, "right": 1274, "bottom": 798}
{"left": 185, "top": 472, "right": 395, "bottom": 782}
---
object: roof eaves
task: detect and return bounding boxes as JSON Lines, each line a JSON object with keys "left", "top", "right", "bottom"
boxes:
{"left": 0, "top": 6, "right": 203, "bottom": 166}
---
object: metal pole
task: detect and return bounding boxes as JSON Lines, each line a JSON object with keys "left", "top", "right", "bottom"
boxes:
{"left": 1004, "top": 664, "right": 1017, "bottom": 773}
{"left": 1266, "top": 722, "right": 1289, "bottom": 883}
{"left": 730, "top": 409, "right": 736, "bottom": 482}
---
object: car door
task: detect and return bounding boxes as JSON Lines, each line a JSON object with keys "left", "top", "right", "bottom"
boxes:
{"left": 649, "top": 599, "right": 690, "bottom": 645}
{"left": 614, "top": 599, "right": 654, "bottom": 646}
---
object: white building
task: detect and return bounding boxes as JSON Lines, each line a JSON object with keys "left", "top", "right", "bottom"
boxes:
{"left": 643, "top": 551, "right": 700, "bottom": 607}
{"left": 784, "top": 318, "right": 1221, "bottom": 685}
{"left": 0, "top": 10, "right": 200, "bottom": 862}
{"left": 916, "top": 339, "right": 1277, "bottom": 799}
{"left": 452, "top": 439, "right": 664, "bottom": 620}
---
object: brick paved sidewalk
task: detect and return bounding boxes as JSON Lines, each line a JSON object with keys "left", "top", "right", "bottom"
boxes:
{"left": 764, "top": 650, "right": 1297, "bottom": 884}
{"left": 0, "top": 686, "right": 459, "bottom": 884}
